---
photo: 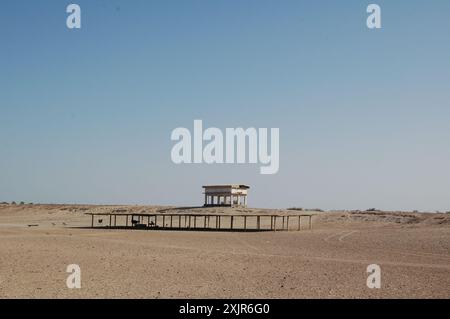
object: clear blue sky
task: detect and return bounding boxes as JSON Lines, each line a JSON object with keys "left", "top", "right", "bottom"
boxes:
{"left": 1, "top": 1, "right": 449, "bottom": 211}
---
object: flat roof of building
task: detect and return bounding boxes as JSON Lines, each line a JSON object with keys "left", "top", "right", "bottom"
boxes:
{"left": 202, "top": 184, "right": 250, "bottom": 189}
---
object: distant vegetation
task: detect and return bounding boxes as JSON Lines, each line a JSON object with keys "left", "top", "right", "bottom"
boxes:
{"left": 287, "top": 207, "right": 303, "bottom": 211}
{"left": 366, "top": 208, "right": 378, "bottom": 212}
{"left": 0, "top": 201, "right": 34, "bottom": 205}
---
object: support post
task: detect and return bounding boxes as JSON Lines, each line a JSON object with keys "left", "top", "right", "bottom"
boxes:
{"left": 257, "top": 216, "right": 260, "bottom": 230}
{"left": 231, "top": 216, "right": 234, "bottom": 230}
{"left": 91, "top": 214, "right": 94, "bottom": 228}
{"left": 244, "top": 216, "right": 247, "bottom": 230}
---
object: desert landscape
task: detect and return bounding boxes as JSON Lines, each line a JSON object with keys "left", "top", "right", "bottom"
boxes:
{"left": 0, "top": 203, "right": 449, "bottom": 299}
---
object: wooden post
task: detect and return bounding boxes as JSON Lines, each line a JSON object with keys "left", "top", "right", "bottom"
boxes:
{"left": 215, "top": 216, "right": 218, "bottom": 229}
{"left": 163, "top": 215, "right": 166, "bottom": 228}
{"left": 126, "top": 215, "right": 129, "bottom": 227}
{"left": 231, "top": 216, "right": 234, "bottom": 230}
{"left": 189, "top": 215, "right": 191, "bottom": 228}
{"left": 109, "top": 214, "right": 112, "bottom": 227}
{"left": 179, "top": 215, "right": 181, "bottom": 228}
{"left": 219, "top": 216, "right": 221, "bottom": 229}
{"left": 204, "top": 216, "right": 207, "bottom": 228}
{"left": 287, "top": 216, "right": 290, "bottom": 231}
{"left": 298, "top": 216, "right": 301, "bottom": 231}
{"left": 257, "top": 216, "right": 260, "bottom": 230}
{"left": 244, "top": 216, "right": 247, "bottom": 230}
{"left": 155, "top": 215, "right": 158, "bottom": 227}
{"left": 274, "top": 216, "right": 277, "bottom": 232}
{"left": 91, "top": 214, "right": 94, "bottom": 228}
{"left": 170, "top": 215, "right": 173, "bottom": 228}
{"left": 309, "top": 216, "right": 312, "bottom": 230}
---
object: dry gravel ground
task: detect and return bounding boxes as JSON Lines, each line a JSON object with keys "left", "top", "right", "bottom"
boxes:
{"left": 0, "top": 204, "right": 449, "bottom": 298}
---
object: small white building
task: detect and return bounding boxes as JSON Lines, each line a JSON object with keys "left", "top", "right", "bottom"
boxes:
{"left": 203, "top": 184, "right": 250, "bottom": 207}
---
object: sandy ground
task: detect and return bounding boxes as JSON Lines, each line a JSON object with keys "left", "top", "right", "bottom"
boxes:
{"left": 0, "top": 204, "right": 449, "bottom": 298}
